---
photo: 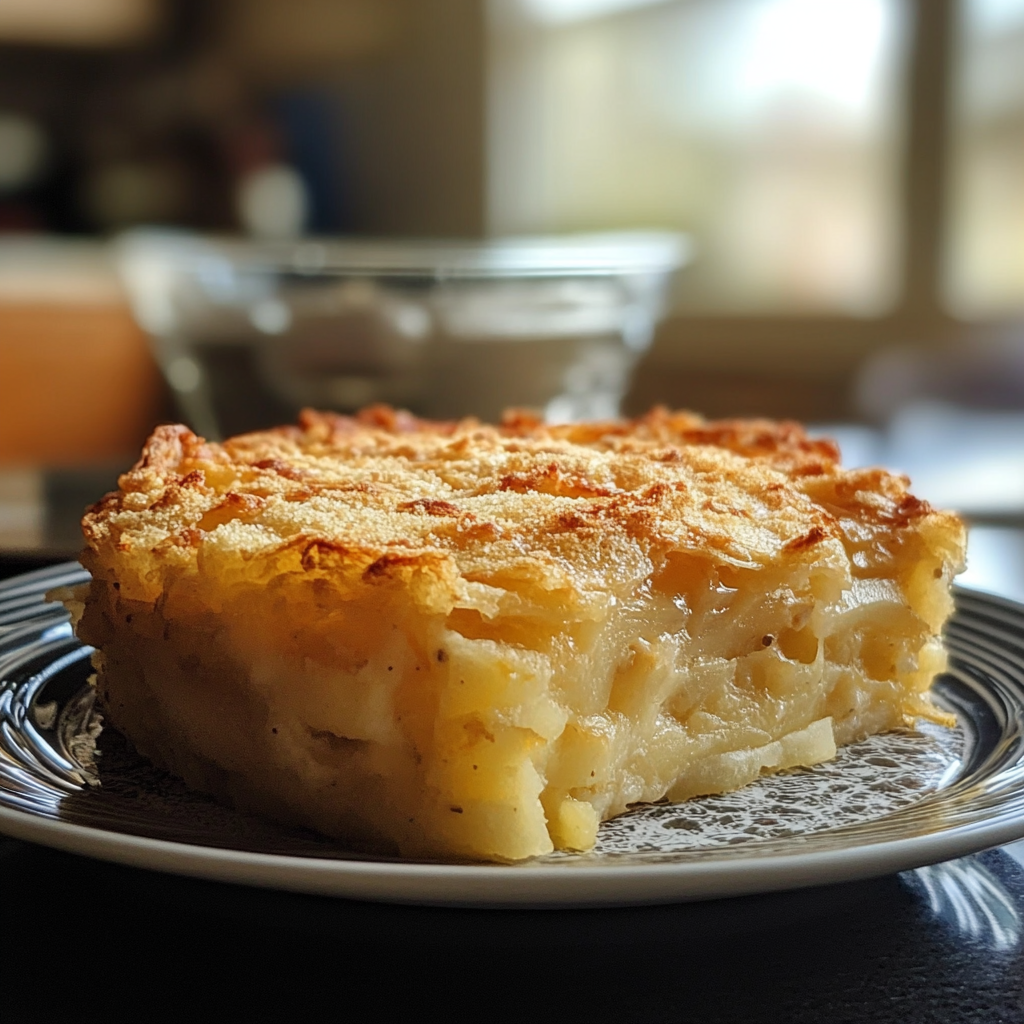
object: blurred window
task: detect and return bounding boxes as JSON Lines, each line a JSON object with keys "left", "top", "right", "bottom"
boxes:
{"left": 489, "top": 0, "right": 908, "bottom": 314}
{"left": 947, "top": 0, "right": 1024, "bottom": 316}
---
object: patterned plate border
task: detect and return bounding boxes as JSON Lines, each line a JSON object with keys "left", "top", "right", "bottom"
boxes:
{"left": 2, "top": 563, "right": 1024, "bottom": 907}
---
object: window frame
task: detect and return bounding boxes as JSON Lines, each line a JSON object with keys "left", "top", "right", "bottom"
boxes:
{"left": 488, "top": 0, "right": 1006, "bottom": 393}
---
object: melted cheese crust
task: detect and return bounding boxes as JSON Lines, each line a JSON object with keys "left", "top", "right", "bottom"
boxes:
{"left": 69, "top": 406, "right": 966, "bottom": 861}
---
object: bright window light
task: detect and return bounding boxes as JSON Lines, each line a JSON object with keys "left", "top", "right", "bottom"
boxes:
{"left": 489, "top": 0, "right": 906, "bottom": 313}
{"left": 520, "top": 0, "right": 672, "bottom": 24}
{"left": 947, "top": 0, "right": 1024, "bottom": 315}
{"left": 969, "top": 0, "right": 1024, "bottom": 37}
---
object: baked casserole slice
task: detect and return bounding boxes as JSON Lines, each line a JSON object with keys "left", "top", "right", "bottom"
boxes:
{"left": 60, "top": 407, "right": 966, "bottom": 861}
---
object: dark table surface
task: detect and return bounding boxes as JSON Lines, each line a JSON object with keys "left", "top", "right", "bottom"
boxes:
{"left": 4, "top": 495, "right": 1024, "bottom": 1022}
{"left": 3, "top": 833, "right": 1023, "bottom": 1023}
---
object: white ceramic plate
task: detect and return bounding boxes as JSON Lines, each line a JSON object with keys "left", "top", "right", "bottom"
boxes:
{"left": 2, "top": 563, "right": 1024, "bottom": 908}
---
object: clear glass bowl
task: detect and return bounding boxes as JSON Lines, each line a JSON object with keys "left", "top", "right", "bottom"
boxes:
{"left": 118, "top": 231, "right": 689, "bottom": 438}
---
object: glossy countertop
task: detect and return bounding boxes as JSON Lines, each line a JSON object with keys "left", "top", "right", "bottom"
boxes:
{"left": 2, "top": 831, "right": 1022, "bottom": 1022}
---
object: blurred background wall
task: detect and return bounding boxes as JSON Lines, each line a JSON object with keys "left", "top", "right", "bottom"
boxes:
{"left": 3, "top": 0, "right": 1024, "bottom": 466}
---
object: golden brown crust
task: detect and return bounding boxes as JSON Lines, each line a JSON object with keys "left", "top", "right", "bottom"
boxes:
{"left": 81, "top": 405, "right": 961, "bottom": 612}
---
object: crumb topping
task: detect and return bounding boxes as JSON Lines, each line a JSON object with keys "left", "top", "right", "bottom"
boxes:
{"left": 80, "top": 406, "right": 961, "bottom": 609}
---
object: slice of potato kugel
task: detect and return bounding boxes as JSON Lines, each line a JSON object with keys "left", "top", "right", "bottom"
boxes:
{"left": 59, "top": 406, "right": 966, "bottom": 861}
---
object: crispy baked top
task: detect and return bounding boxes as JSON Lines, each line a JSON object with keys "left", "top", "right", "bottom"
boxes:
{"left": 81, "top": 406, "right": 965, "bottom": 609}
